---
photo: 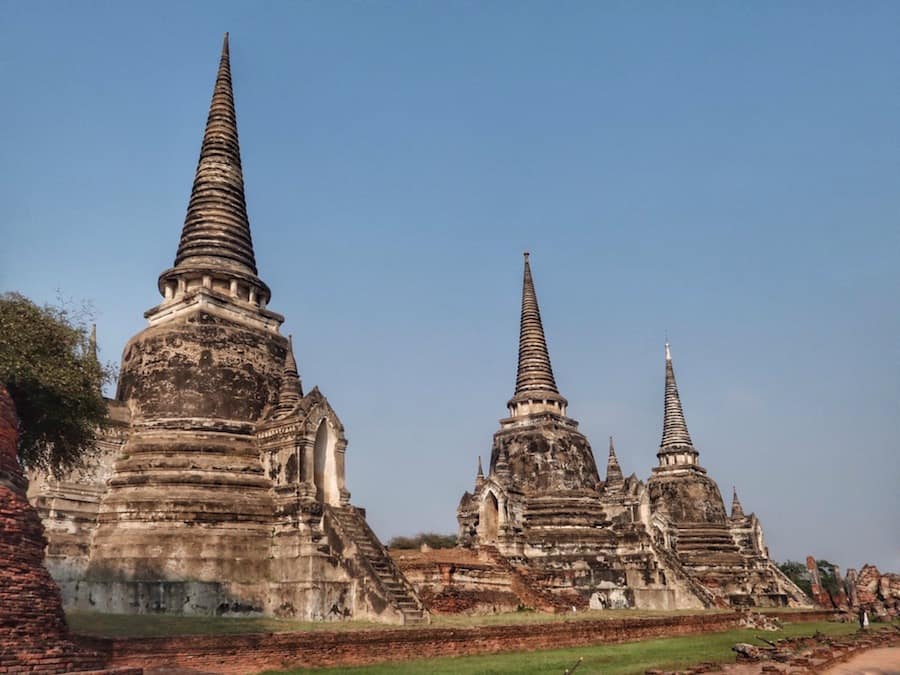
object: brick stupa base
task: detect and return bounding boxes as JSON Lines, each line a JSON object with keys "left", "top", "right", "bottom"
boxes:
{"left": 0, "top": 386, "right": 139, "bottom": 674}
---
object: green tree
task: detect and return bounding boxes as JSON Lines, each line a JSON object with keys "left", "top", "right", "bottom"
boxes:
{"left": 0, "top": 293, "right": 112, "bottom": 473}
{"left": 815, "top": 559, "right": 841, "bottom": 602}
{"left": 388, "top": 532, "right": 458, "bottom": 550}
{"left": 778, "top": 560, "right": 813, "bottom": 597}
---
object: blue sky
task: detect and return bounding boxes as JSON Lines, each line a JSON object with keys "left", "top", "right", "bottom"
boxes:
{"left": 1, "top": 2, "right": 898, "bottom": 572}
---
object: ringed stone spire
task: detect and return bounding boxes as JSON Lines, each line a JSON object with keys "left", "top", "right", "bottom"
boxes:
{"left": 731, "top": 487, "right": 745, "bottom": 519}
{"left": 157, "top": 32, "right": 271, "bottom": 306}
{"left": 508, "top": 253, "right": 567, "bottom": 416}
{"left": 273, "top": 336, "right": 303, "bottom": 418}
{"left": 605, "top": 436, "right": 625, "bottom": 491}
{"left": 658, "top": 342, "right": 699, "bottom": 467}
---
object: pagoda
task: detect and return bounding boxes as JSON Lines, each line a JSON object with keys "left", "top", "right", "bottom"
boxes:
{"left": 29, "top": 35, "right": 424, "bottom": 623}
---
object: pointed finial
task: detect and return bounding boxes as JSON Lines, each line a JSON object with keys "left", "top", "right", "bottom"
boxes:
{"left": 272, "top": 335, "right": 302, "bottom": 418}
{"left": 284, "top": 335, "right": 299, "bottom": 382}
{"left": 510, "top": 252, "right": 563, "bottom": 401}
{"left": 89, "top": 323, "right": 98, "bottom": 356}
{"left": 731, "top": 486, "right": 745, "bottom": 518}
{"left": 477, "top": 456, "right": 484, "bottom": 478}
{"left": 659, "top": 339, "right": 696, "bottom": 457}
{"left": 605, "top": 435, "right": 624, "bottom": 490}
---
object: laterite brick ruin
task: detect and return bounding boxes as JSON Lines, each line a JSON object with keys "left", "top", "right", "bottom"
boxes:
{"left": 1, "top": 386, "right": 138, "bottom": 673}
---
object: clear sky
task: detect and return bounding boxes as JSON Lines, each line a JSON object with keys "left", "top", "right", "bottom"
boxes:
{"left": 1, "top": 2, "right": 897, "bottom": 572}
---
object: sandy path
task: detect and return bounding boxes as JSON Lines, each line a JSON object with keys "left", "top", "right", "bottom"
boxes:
{"left": 822, "top": 646, "right": 900, "bottom": 674}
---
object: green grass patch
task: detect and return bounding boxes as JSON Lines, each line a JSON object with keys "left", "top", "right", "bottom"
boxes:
{"left": 262, "top": 621, "right": 875, "bottom": 675}
{"left": 429, "top": 608, "right": 722, "bottom": 628}
{"left": 66, "top": 607, "right": 830, "bottom": 638}
{"left": 66, "top": 611, "right": 382, "bottom": 637}
{"left": 66, "top": 608, "right": 719, "bottom": 638}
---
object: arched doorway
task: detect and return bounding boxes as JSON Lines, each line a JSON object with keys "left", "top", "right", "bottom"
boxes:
{"left": 313, "top": 420, "right": 340, "bottom": 505}
{"left": 480, "top": 492, "right": 499, "bottom": 543}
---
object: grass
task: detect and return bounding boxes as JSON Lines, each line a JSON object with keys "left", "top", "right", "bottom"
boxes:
{"left": 66, "top": 611, "right": 383, "bottom": 637}
{"left": 67, "top": 611, "right": 893, "bottom": 675}
{"left": 262, "top": 621, "right": 885, "bottom": 675}
{"left": 429, "top": 608, "right": 725, "bottom": 628}
{"left": 65, "top": 607, "right": 748, "bottom": 638}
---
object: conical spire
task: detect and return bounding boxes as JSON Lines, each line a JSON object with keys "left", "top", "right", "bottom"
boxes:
{"left": 731, "top": 487, "right": 745, "bottom": 518}
{"left": 477, "top": 456, "right": 484, "bottom": 479}
{"left": 273, "top": 336, "right": 302, "bottom": 418}
{"left": 176, "top": 33, "right": 256, "bottom": 274}
{"left": 605, "top": 436, "right": 624, "bottom": 490}
{"left": 508, "top": 253, "right": 566, "bottom": 414}
{"left": 660, "top": 342, "right": 695, "bottom": 452}
{"left": 158, "top": 34, "right": 270, "bottom": 303}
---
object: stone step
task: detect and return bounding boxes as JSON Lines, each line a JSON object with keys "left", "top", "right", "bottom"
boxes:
{"left": 327, "top": 506, "right": 425, "bottom": 621}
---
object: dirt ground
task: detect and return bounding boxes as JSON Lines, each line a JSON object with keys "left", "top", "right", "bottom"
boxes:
{"left": 822, "top": 646, "right": 900, "bottom": 675}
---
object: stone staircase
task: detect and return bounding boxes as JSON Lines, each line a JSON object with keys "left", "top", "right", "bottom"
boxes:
{"left": 673, "top": 523, "right": 746, "bottom": 566}
{"left": 325, "top": 505, "right": 428, "bottom": 625}
{"left": 650, "top": 540, "right": 723, "bottom": 608}
{"left": 768, "top": 560, "right": 815, "bottom": 605}
{"left": 480, "top": 546, "right": 588, "bottom": 612}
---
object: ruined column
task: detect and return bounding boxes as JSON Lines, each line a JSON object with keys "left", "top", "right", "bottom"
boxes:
{"left": 299, "top": 437, "right": 316, "bottom": 500}
{"left": 336, "top": 439, "right": 351, "bottom": 505}
{"left": 806, "top": 556, "right": 832, "bottom": 608}
{"left": 833, "top": 565, "right": 849, "bottom": 608}
{"left": 845, "top": 568, "right": 859, "bottom": 607}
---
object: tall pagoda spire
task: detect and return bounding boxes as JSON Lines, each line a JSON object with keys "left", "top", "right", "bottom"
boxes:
{"left": 507, "top": 253, "right": 567, "bottom": 416}
{"left": 657, "top": 342, "right": 699, "bottom": 467}
{"left": 605, "top": 436, "right": 624, "bottom": 491}
{"left": 157, "top": 33, "right": 270, "bottom": 305}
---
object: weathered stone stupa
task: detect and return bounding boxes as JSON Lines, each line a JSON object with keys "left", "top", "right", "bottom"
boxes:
{"left": 29, "top": 35, "right": 425, "bottom": 623}
{"left": 441, "top": 255, "right": 809, "bottom": 610}
{"left": 455, "top": 254, "right": 709, "bottom": 610}
{"left": 646, "top": 343, "right": 808, "bottom": 606}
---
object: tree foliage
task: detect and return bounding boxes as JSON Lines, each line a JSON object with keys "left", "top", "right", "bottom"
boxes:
{"left": 388, "top": 532, "right": 458, "bottom": 550}
{"left": 778, "top": 560, "right": 813, "bottom": 597}
{"left": 815, "top": 559, "right": 841, "bottom": 599}
{"left": 0, "top": 293, "right": 112, "bottom": 473}
{"left": 778, "top": 559, "right": 843, "bottom": 603}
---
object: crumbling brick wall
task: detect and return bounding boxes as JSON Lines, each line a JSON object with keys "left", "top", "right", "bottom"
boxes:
{"left": 83, "top": 612, "right": 744, "bottom": 674}
{"left": 0, "top": 385, "right": 124, "bottom": 674}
